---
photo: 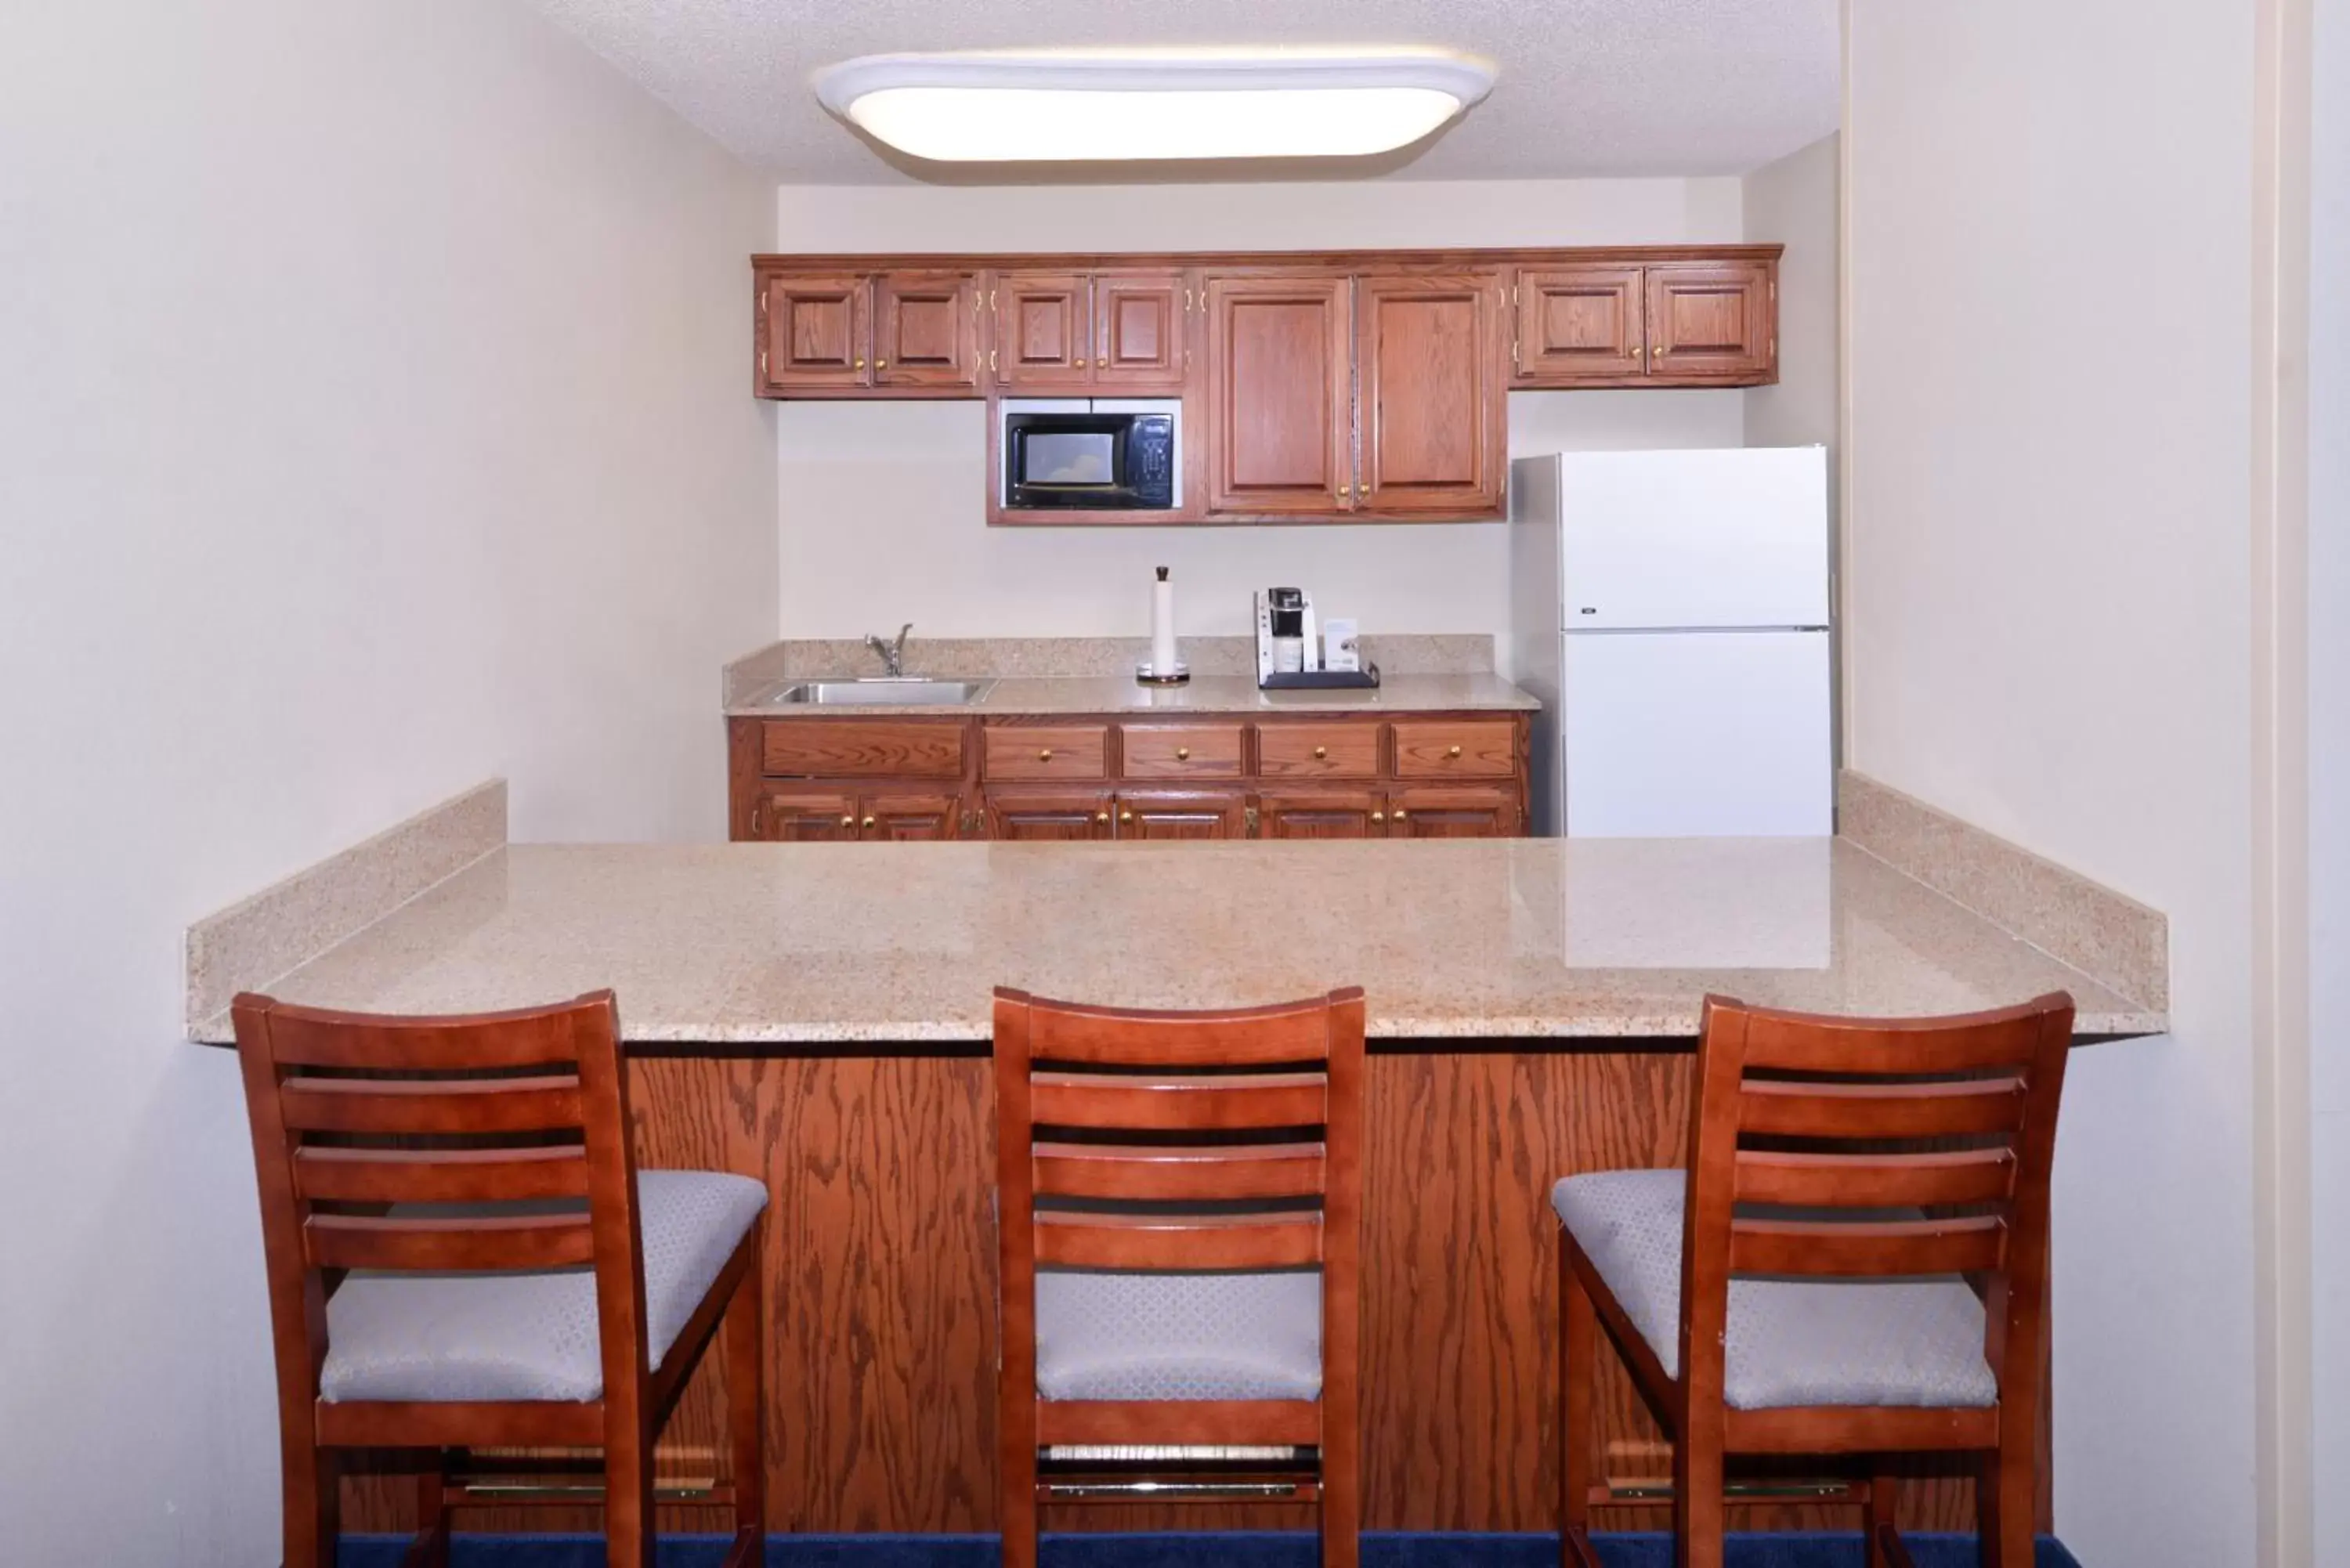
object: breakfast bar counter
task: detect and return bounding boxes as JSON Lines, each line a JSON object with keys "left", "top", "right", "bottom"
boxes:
{"left": 186, "top": 837, "right": 2156, "bottom": 1045}
{"left": 187, "top": 829, "right": 2160, "bottom": 1542}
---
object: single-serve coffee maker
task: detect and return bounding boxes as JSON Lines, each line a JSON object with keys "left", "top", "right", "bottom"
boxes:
{"left": 1255, "top": 587, "right": 1379, "bottom": 690}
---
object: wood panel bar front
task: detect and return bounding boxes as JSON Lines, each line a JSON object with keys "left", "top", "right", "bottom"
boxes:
{"left": 338, "top": 1049, "right": 2037, "bottom": 1537}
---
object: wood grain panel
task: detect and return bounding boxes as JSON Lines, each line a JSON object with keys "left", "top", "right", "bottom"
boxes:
{"left": 1118, "top": 723, "right": 1244, "bottom": 780}
{"left": 1513, "top": 266, "right": 1647, "bottom": 384}
{"left": 339, "top": 1051, "right": 2010, "bottom": 1539}
{"left": 982, "top": 724, "right": 1110, "bottom": 782}
{"left": 874, "top": 271, "right": 979, "bottom": 390}
{"left": 1204, "top": 274, "right": 1354, "bottom": 516}
{"left": 1256, "top": 721, "right": 1383, "bottom": 781}
{"left": 1391, "top": 721, "right": 1518, "bottom": 780}
{"left": 1355, "top": 272, "right": 1507, "bottom": 517}
{"left": 759, "top": 273, "right": 869, "bottom": 392}
{"left": 1093, "top": 270, "right": 1189, "bottom": 388}
{"left": 761, "top": 721, "right": 966, "bottom": 780}
{"left": 993, "top": 273, "right": 1088, "bottom": 387}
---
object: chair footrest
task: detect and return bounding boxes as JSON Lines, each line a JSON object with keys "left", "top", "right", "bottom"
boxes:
{"left": 1044, "top": 1444, "right": 1307, "bottom": 1464}
{"left": 1039, "top": 1479, "right": 1320, "bottom": 1503}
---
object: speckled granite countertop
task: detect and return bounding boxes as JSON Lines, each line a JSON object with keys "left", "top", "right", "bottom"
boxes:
{"left": 186, "top": 838, "right": 2162, "bottom": 1046}
{"left": 725, "top": 672, "right": 1540, "bottom": 717}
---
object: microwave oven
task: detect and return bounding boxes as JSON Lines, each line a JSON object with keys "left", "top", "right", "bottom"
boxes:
{"left": 1000, "top": 398, "right": 1180, "bottom": 512}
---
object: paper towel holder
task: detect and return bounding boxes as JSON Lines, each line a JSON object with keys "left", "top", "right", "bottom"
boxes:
{"left": 1137, "top": 564, "right": 1191, "bottom": 685}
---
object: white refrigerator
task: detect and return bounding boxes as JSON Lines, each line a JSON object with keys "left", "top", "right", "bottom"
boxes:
{"left": 1508, "top": 447, "right": 1831, "bottom": 837}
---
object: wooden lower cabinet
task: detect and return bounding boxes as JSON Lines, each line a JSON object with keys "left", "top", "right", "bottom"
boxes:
{"left": 1388, "top": 785, "right": 1521, "bottom": 838}
{"left": 1115, "top": 789, "right": 1249, "bottom": 840}
{"left": 749, "top": 787, "right": 861, "bottom": 842}
{"left": 731, "top": 713, "right": 1530, "bottom": 844}
{"left": 985, "top": 789, "right": 1115, "bottom": 841}
{"left": 1257, "top": 788, "right": 1389, "bottom": 840}
{"left": 863, "top": 792, "right": 964, "bottom": 842}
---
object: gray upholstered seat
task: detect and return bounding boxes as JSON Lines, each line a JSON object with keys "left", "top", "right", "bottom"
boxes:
{"left": 1551, "top": 1169, "right": 1997, "bottom": 1411}
{"left": 1035, "top": 1270, "right": 1321, "bottom": 1402}
{"left": 319, "top": 1169, "right": 767, "bottom": 1404}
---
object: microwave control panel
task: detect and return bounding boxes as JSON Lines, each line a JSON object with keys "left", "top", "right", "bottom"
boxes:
{"left": 1132, "top": 417, "right": 1176, "bottom": 508}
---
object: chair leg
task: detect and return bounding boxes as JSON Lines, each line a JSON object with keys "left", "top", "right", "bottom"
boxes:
{"left": 603, "top": 1430, "right": 658, "bottom": 1568}
{"left": 281, "top": 1440, "right": 339, "bottom": 1568}
{"left": 1862, "top": 1467, "right": 1911, "bottom": 1568}
{"left": 409, "top": 1455, "right": 450, "bottom": 1568}
{"left": 724, "top": 1263, "right": 766, "bottom": 1567}
{"left": 1670, "top": 1422, "right": 1724, "bottom": 1568}
{"left": 1978, "top": 1434, "right": 2035, "bottom": 1568}
{"left": 1560, "top": 1248, "right": 1599, "bottom": 1568}
{"left": 1000, "top": 1427, "right": 1039, "bottom": 1568}
{"left": 1320, "top": 1406, "right": 1360, "bottom": 1568}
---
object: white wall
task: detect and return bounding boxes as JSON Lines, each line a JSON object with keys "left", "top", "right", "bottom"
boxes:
{"left": 1741, "top": 134, "right": 1839, "bottom": 760}
{"left": 774, "top": 179, "right": 1746, "bottom": 641}
{"left": 1847, "top": 6, "right": 2257, "bottom": 1564}
{"left": 0, "top": 4, "right": 774, "bottom": 1562}
{"left": 2311, "top": 0, "right": 2349, "bottom": 1553}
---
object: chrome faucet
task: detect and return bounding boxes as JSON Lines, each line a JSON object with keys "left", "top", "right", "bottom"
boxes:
{"left": 864, "top": 623, "right": 913, "bottom": 677}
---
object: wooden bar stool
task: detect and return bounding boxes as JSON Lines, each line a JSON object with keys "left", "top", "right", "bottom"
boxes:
{"left": 993, "top": 985, "right": 1366, "bottom": 1568}
{"left": 231, "top": 990, "right": 767, "bottom": 1568}
{"left": 1553, "top": 992, "right": 2074, "bottom": 1568}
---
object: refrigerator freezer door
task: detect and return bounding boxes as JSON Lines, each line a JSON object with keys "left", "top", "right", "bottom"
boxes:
{"left": 1563, "top": 630, "right": 1832, "bottom": 836}
{"left": 1557, "top": 447, "right": 1829, "bottom": 630}
{"left": 1507, "top": 455, "right": 1566, "bottom": 835}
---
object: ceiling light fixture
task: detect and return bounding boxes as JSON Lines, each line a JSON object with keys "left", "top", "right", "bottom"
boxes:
{"left": 812, "top": 48, "right": 1496, "bottom": 164}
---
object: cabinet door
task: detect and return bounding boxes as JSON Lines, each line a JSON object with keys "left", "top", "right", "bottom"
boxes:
{"left": 758, "top": 273, "right": 870, "bottom": 392}
{"left": 1256, "top": 789, "right": 1387, "bottom": 840}
{"left": 1647, "top": 262, "right": 1774, "bottom": 381}
{"left": 1386, "top": 786, "right": 1521, "bottom": 839}
{"left": 874, "top": 271, "right": 979, "bottom": 389}
{"left": 993, "top": 273, "right": 1090, "bottom": 387}
{"left": 1092, "top": 271, "right": 1189, "bottom": 388}
{"left": 1356, "top": 272, "right": 1508, "bottom": 517}
{"left": 1115, "top": 789, "right": 1249, "bottom": 841}
{"left": 1512, "top": 266, "right": 1646, "bottom": 384}
{"left": 862, "top": 792, "right": 964, "bottom": 842}
{"left": 1204, "top": 275, "right": 1354, "bottom": 515}
{"left": 749, "top": 787, "right": 859, "bottom": 842}
{"left": 984, "top": 789, "right": 1115, "bottom": 841}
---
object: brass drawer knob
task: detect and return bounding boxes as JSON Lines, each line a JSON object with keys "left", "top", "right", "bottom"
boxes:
{"left": 1372, "top": 810, "right": 1386, "bottom": 823}
{"left": 1037, "top": 747, "right": 1054, "bottom": 761}
{"left": 1095, "top": 810, "right": 1110, "bottom": 823}
{"left": 1120, "top": 810, "right": 1134, "bottom": 823}
{"left": 854, "top": 357, "right": 866, "bottom": 369}
{"left": 1447, "top": 745, "right": 1462, "bottom": 758}
{"left": 1076, "top": 356, "right": 1088, "bottom": 367}
{"left": 862, "top": 816, "right": 877, "bottom": 830}
{"left": 839, "top": 815, "right": 855, "bottom": 828}
{"left": 876, "top": 359, "right": 889, "bottom": 369}
{"left": 1394, "top": 808, "right": 1409, "bottom": 820}
{"left": 1175, "top": 746, "right": 1191, "bottom": 761}
{"left": 1313, "top": 745, "right": 1328, "bottom": 759}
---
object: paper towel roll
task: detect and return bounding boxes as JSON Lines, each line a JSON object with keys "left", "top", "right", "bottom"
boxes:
{"left": 1150, "top": 567, "right": 1177, "bottom": 673}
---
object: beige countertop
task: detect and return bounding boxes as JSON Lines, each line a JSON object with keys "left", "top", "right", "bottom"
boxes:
{"left": 186, "top": 837, "right": 2162, "bottom": 1047}
{"left": 725, "top": 671, "right": 1541, "bottom": 717}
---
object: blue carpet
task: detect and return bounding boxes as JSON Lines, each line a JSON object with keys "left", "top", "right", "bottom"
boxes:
{"left": 338, "top": 1531, "right": 2084, "bottom": 1568}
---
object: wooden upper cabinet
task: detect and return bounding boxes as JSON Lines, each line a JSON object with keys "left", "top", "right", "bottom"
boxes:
{"left": 1356, "top": 272, "right": 1507, "bottom": 517}
{"left": 993, "top": 272, "right": 1090, "bottom": 387}
{"left": 1647, "top": 261, "right": 1774, "bottom": 381}
{"left": 1204, "top": 274, "right": 1354, "bottom": 516}
{"left": 1092, "top": 271, "right": 1189, "bottom": 388}
{"left": 759, "top": 273, "right": 870, "bottom": 392}
{"left": 1512, "top": 266, "right": 1646, "bottom": 384}
{"left": 874, "top": 271, "right": 980, "bottom": 389}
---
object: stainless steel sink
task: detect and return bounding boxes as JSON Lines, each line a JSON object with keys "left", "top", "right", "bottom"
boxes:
{"left": 767, "top": 677, "right": 993, "bottom": 706}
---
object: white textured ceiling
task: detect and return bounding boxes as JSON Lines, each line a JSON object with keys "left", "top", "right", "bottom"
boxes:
{"left": 524, "top": 0, "right": 1839, "bottom": 183}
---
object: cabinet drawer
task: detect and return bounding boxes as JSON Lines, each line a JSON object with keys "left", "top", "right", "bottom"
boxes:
{"left": 1256, "top": 721, "right": 1382, "bottom": 780}
{"left": 762, "top": 720, "right": 964, "bottom": 779}
{"left": 1392, "top": 720, "right": 1517, "bottom": 779}
{"left": 983, "top": 724, "right": 1110, "bottom": 781}
{"left": 1119, "top": 723, "right": 1245, "bottom": 780}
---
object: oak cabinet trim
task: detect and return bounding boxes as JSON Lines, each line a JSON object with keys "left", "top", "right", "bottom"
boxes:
{"left": 1354, "top": 270, "right": 1509, "bottom": 517}
{"left": 873, "top": 270, "right": 981, "bottom": 390}
{"left": 1202, "top": 273, "right": 1357, "bottom": 518}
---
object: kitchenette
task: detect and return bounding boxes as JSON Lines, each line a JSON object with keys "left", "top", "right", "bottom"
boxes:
{"left": 173, "top": 203, "right": 2178, "bottom": 1550}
